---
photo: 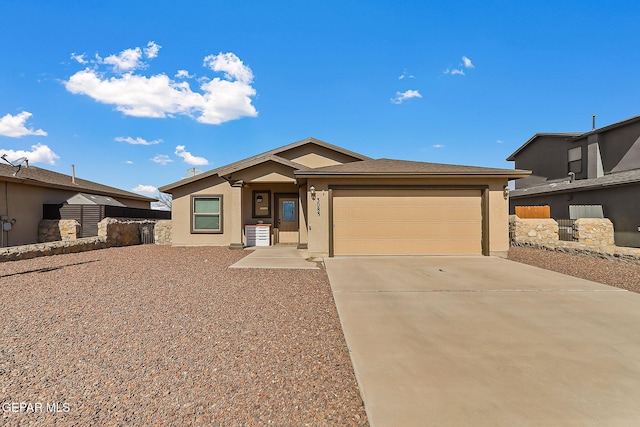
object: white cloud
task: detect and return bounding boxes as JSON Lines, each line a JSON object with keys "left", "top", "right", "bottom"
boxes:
{"left": 0, "top": 111, "right": 48, "bottom": 138}
{"left": 144, "top": 41, "right": 161, "bottom": 59}
{"left": 444, "top": 68, "right": 465, "bottom": 75}
{"left": 443, "top": 56, "right": 474, "bottom": 76}
{"left": 203, "top": 52, "right": 253, "bottom": 84}
{"left": 65, "top": 44, "right": 258, "bottom": 125}
{"left": 175, "top": 69, "right": 193, "bottom": 79}
{"left": 398, "top": 68, "right": 415, "bottom": 80}
{"left": 175, "top": 145, "right": 209, "bottom": 165}
{"left": 70, "top": 53, "right": 87, "bottom": 64}
{"left": 103, "top": 47, "right": 145, "bottom": 73}
{"left": 126, "top": 160, "right": 134, "bottom": 164}
{"left": 496, "top": 139, "right": 504, "bottom": 144}
{"left": 390, "top": 89, "right": 422, "bottom": 104}
{"left": 115, "top": 136, "right": 162, "bottom": 145}
{"left": 151, "top": 154, "right": 173, "bottom": 165}
{"left": 132, "top": 184, "right": 158, "bottom": 194}
{"left": 0, "top": 143, "right": 59, "bottom": 165}
{"left": 433, "top": 144, "right": 444, "bottom": 148}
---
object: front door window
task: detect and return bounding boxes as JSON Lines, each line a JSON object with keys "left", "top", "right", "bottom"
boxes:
{"left": 276, "top": 195, "right": 298, "bottom": 244}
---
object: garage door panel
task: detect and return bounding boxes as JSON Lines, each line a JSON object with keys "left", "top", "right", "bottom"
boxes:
{"left": 336, "top": 221, "right": 480, "bottom": 239}
{"left": 333, "top": 189, "right": 483, "bottom": 256}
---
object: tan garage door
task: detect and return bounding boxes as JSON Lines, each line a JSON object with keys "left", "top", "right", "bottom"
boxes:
{"left": 332, "top": 189, "right": 483, "bottom": 255}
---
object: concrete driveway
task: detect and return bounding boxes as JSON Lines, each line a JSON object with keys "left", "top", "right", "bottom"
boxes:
{"left": 325, "top": 256, "right": 640, "bottom": 426}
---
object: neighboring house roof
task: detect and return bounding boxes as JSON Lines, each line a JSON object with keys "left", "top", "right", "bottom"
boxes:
{"left": 160, "top": 137, "right": 370, "bottom": 192}
{"left": 65, "top": 193, "right": 127, "bottom": 206}
{"left": 506, "top": 133, "right": 583, "bottom": 161}
{"left": 510, "top": 168, "right": 640, "bottom": 198}
{"left": 506, "top": 114, "right": 640, "bottom": 162}
{"left": 0, "top": 163, "right": 154, "bottom": 202}
{"left": 295, "top": 158, "right": 531, "bottom": 178}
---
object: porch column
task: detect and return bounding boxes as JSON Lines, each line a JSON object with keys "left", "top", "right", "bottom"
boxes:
{"left": 298, "top": 184, "right": 308, "bottom": 249}
{"left": 229, "top": 180, "right": 244, "bottom": 249}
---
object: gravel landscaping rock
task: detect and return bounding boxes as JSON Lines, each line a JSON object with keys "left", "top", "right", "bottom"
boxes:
{"left": 508, "top": 245, "right": 640, "bottom": 293}
{"left": 0, "top": 245, "right": 368, "bottom": 426}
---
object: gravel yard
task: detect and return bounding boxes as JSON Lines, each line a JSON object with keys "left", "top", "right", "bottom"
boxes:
{"left": 508, "top": 245, "right": 640, "bottom": 293}
{"left": 0, "top": 246, "right": 368, "bottom": 426}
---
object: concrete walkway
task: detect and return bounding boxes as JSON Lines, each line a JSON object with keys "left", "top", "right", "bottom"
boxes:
{"left": 229, "top": 246, "right": 320, "bottom": 269}
{"left": 325, "top": 256, "right": 640, "bottom": 426}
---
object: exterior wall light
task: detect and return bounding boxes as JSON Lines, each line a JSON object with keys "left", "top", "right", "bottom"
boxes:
{"left": 310, "top": 185, "right": 316, "bottom": 200}
{"left": 256, "top": 195, "right": 263, "bottom": 203}
{"left": 503, "top": 185, "right": 509, "bottom": 200}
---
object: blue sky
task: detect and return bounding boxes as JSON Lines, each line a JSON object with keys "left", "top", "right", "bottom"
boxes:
{"left": 1, "top": 1, "right": 639, "bottom": 200}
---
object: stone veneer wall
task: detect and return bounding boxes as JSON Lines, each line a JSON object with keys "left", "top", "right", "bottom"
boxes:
{"left": 574, "top": 218, "right": 615, "bottom": 247}
{"left": 154, "top": 220, "right": 172, "bottom": 245}
{"left": 509, "top": 215, "right": 640, "bottom": 263}
{"left": 1, "top": 218, "right": 164, "bottom": 262}
{"left": 510, "top": 216, "right": 559, "bottom": 244}
{"left": 38, "top": 219, "right": 81, "bottom": 242}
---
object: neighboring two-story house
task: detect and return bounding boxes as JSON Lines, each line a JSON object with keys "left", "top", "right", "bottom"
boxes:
{"left": 507, "top": 114, "right": 640, "bottom": 247}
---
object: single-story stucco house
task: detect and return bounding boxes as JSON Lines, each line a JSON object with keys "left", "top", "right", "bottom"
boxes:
{"left": 0, "top": 162, "right": 155, "bottom": 247}
{"left": 159, "top": 138, "right": 530, "bottom": 257}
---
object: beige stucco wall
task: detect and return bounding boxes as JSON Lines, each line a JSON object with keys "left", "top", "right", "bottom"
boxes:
{"left": 170, "top": 175, "right": 241, "bottom": 246}
{"left": 304, "top": 177, "right": 511, "bottom": 258}
{"left": 278, "top": 144, "right": 362, "bottom": 168}
{"left": 0, "top": 182, "right": 80, "bottom": 246}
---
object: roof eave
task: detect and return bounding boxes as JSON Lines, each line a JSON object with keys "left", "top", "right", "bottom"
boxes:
{"left": 294, "top": 171, "right": 531, "bottom": 179}
{"left": 511, "top": 178, "right": 640, "bottom": 198}
{"left": 1, "top": 175, "right": 154, "bottom": 202}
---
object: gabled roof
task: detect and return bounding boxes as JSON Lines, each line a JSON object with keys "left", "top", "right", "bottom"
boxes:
{"left": 507, "top": 114, "right": 640, "bottom": 162}
{"left": 295, "top": 158, "right": 531, "bottom": 178}
{"left": 506, "top": 133, "right": 582, "bottom": 162}
{"left": 160, "top": 137, "right": 369, "bottom": 192}
{"left": 66, "top": 193, "right": 127, "bottom": 206}
{"left": 215, "top": 154, "right": 309, "bottom": 177}
{"left": 0, "top": 164, "right": 154, "bottom": 202}
{"left": 510, "top": 168, "right": 640, "bottom": 198}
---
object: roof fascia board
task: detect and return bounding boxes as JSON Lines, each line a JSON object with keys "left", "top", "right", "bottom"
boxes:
{"left": 294, "top": 171, "right": 531, "bottom": 179}
{"left": 0, "top": 175, "right": 154, "bottom": 202}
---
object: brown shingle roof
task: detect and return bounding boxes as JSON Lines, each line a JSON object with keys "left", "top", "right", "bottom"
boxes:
{"left": 0, "top": 164, "right": 154, "bottom": 202}
{"left": 295, "top": 158, "right": 530, "bottom": 177}
{"left": 160, "top": 137, "right": 370, "bottom": 192}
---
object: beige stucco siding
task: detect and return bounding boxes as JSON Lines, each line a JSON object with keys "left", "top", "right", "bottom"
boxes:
{"left": 0, "top": 182, "right": 72, "bottom": 246}
{"left": 170, "top": 176, "right": 240, "bottom": 246}
{"left": 277, "top": 144, "right": 363, "bottom": 168}
{"left": 332, "top": 189, "right": 482, "bottom": 255}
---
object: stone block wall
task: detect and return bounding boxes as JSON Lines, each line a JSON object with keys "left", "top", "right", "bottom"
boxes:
{"left": 1, "top": 218, "right": 161, "bottom": 262}
{"left": 510, "top": 215, "right": 640, "bottom": 263}
{"left": 509, "top": 215, "right": 559, "bottom": 244}
{"left": 97, "top": 218, "right": 159, "bottom": 246}
{"left": 574, "top": 218, "right": 615, "bottom": 247}
{"left": 154, "top": 220, "right": 172, "bottom": 245}
{"left": 38, "top": 219, "right": 81, "bottom": 242}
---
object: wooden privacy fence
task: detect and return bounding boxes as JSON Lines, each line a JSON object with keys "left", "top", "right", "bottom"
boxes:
{"left": 515, "top": 205, "right": 551, "bottom": 219}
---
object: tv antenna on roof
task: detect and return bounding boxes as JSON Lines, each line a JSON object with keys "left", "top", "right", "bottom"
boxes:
{"left": 1, "top": 154, "right": 28, "bottom": 176}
